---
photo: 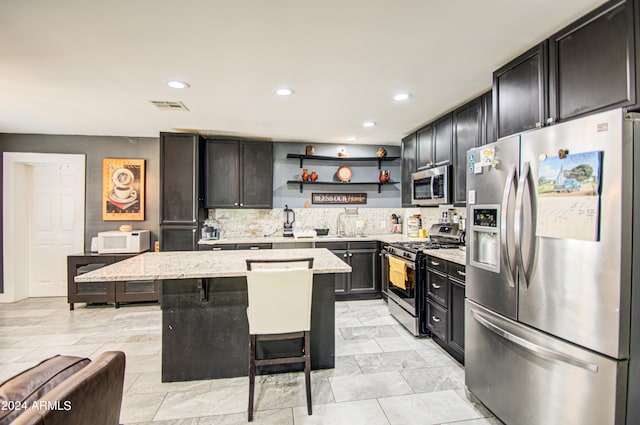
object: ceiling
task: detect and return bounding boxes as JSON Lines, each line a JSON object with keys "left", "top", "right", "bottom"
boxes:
{"left": 0, "top": 0, "right": 607, "bottom": 145}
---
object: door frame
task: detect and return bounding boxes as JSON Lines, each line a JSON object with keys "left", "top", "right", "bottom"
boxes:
{"left": 1, "top": 152, "right": 86, "bottom": 303}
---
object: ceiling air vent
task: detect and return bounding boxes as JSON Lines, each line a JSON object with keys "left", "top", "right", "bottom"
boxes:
{"left": 149, "top": 100, "right": 190, "bottom": 111}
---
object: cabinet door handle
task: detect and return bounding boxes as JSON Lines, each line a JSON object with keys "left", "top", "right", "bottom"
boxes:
{"left": 349, "top": 253, "right": 353, "bottom": 257}
{"left": 535, "top": 121, "right": 542, "bottom": 128}
{"left": 432, "top": 316, "right": 441, "bottom": 323}
{"left": 249, "top": 246, "right": 260, "bottom": 250}
{"left": 234, "top": 202, "right": 238, "bottom": 206}
{"left": 212, "top": 247, "right": 222, "bottom": 251}
{"left": 432, "top": 283, "right": 441, "bottom": 289}
{"left": 457, "top": 270, "right": 466, "bottom": 277}
{"left": 240, "top": 203, "right": 244, "bottom": 207}
{"left": 430, "top": 260, "right": 440, "bottom": 266}
{"left": 343, "top": 253, "right": 348, "bottom": 258}
{"left": 546, "top": 117, "right": 555, "bottom": 124}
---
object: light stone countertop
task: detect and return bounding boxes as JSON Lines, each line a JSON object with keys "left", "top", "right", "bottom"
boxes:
{"left": 75, "top": 248, "right": 352, "bottom": 283}
{"left": 198, "top": 234, "right": 467, "bottom": 265}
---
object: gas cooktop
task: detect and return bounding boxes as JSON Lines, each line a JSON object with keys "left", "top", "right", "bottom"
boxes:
{"left": 389, "top": 240, "right": 462, "bottom": 253}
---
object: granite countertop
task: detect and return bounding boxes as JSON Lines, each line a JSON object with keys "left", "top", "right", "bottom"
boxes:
{"left": 75, "top": 248, "right": 352, "bottom": 283}
{"left": 198, "top": 234, "right": 467, "bottom": 265}
{"left": 423, "top": 247, "right": 466, "bottom": 265}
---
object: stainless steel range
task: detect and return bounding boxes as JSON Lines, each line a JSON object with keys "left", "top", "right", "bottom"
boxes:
{"left": 382, "top": 238, "right": 462, "bottom": 336}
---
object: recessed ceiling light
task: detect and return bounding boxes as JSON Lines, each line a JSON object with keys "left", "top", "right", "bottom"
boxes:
{"left": 167, "top": 81, "right": 190, "bottom": 89}
{"left": 393, "top": 93, "right": 411, "bottom": 101}
{"left": 347, "top": 137, "right": 357, "bottom": 142}
{"left": 362, "top": 121, "right": 376, "bottom": 128}
{"left": 274, "top": 88, "right": 295, "bottom": 96}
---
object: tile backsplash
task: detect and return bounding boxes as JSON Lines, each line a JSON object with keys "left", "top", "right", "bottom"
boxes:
{"left": 207, "top": 207, "right": 466, "bottom": 238}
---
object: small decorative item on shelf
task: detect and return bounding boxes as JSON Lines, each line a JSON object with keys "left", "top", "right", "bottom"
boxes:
{"left": 338, "top": 148, "right": 350, "bottom": 157}
{"left": 305, "top": 145, "right": 315, "bottom": 155}
{"left": 302, "top": 168, "right": 309, "bottom": 181}
{"left": 336, "top": 165, "right": 352, "bottom": 182}
{"left": 376, "top": 147, "right": 387, "bottom": 158}
{"left": 379, "top": 169, "right": 390, "bottom": 183}
{"left": 310, "top": 171, "right": 318, "bottom": 182}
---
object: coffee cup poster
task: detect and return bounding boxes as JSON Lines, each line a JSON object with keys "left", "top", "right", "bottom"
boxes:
{"left": 102, "top": 158, "right": 145, "bottom": 221}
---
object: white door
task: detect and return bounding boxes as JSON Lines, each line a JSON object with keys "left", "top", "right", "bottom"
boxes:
{"left": 27, "top": 162, "right": 84, "bottom": 297}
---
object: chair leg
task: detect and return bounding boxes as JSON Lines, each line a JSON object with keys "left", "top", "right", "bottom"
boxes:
{"left": 304, "top": 330, "right": 312, "bottom": 416}
{"left": 248, "top": 334, "right": 256, "bottom": 422}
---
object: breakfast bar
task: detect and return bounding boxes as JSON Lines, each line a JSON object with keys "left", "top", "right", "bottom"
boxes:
{"left": 76, "top": 248, "right": 351, "bottom": 381}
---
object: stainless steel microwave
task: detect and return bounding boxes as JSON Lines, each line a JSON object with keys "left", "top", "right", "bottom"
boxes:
{"left": 411, "top": 165, "right": 450, "bottom": 206}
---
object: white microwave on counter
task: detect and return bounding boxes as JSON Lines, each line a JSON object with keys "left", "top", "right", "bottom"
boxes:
{"left": 97, "top": 230, "right": 150, "bottom": 254}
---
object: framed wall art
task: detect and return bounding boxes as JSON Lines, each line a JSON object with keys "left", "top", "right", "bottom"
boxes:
{"left": 102, "top": 158, "right": 145, "bottom": 221}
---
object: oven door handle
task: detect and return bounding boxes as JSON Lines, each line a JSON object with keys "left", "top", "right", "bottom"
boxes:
{"left": 382, "top": 251, "right": 416, "bottom": 270}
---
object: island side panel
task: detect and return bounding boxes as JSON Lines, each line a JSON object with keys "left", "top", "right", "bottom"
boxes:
{"left": 161, "top": 273, "right": 336, "bottom": 382}
{"left": 161, "top": 277, "right": 249, "bottom": 381}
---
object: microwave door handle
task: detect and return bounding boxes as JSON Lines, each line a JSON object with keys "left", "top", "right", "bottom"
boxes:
{"left": 430, "top": 176, "right": 435, "bottom": 200}
{"left": 501, "top": 165, "right": 517, "bottom": 288}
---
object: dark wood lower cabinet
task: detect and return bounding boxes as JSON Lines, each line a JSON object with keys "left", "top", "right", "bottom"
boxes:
{"left": 67, "top": 253, "right": 158, "bottom": 310}
{"left": 316, "top": 241, "right": 380, "bottom": 300}
{"left": 425, "top": 257, "right": 465, "bottom": 364}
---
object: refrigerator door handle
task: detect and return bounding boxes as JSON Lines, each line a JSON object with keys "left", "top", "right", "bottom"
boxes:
{"left": 515, "top": 161, "right": 530, "bottom": 287}
{"left": 501, "top": 165, "right": 517, "bottom": 288}
{"left": 470, "top": 308, "right": 599, "bottom": 373}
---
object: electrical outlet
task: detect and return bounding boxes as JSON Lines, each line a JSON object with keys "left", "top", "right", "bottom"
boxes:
{"left": 380, "top": 220, "right": 386, "bottom": 229}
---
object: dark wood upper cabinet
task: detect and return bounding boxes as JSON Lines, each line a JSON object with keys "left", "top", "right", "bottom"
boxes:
{"left": 401, "top": 133, "right": 416, "bottom": 207}
{"left": 434, "top": 113, "right": 453, "bottom": 166}
{"left": 453, "top": 98, "right": 482, "bottom": 204}
{"left": 160, "top": 132, "right": 203, "bottom": 224}
{"left": 416, "top": 124, "right": 434, "bottom": 169}
{"left": 548, "top": 0, "right": 637, "bottom": 122}
{"left": 239, "top": 141, "right": 273, "bottom": 209}
{"left": 205, "top": 140, "right": 238, "bottom": 208}
{"left": 481, "top": 90, "right": 495, "bottom": 145}
{"left": 205, "top": 139, "right": 273, "bottom": 209}
{"left": 493, "top": 42, "right": 548, "bottom": 139}
{"left": 417, "top": 114, "right": 452, "bottom": 170}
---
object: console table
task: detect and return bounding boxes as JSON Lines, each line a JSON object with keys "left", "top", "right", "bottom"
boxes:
{"left": 67, "top": 253, "right": 158, "bottom": 310}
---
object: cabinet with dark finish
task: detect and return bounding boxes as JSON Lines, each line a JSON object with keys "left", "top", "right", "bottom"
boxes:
{"left": 205, "top": 139, "right": 273, "bottom": 209}
{"left": 453, "top": 99, "right": 482, "bottom": 204}
{"left": 68, "top": 253, "right": 158, "bottom": 310}
{"left": 160, "top": 133, "right": 203, "bottom": 225}
{"left": 401, "top": 133, "right": 417, "bottom": 207}
{"left": 449, "top": 277, "right": 465, "bottom": 359}
{"left": 481, "top": 90, "right": 495, "bottom": 145}
{"left": 316, "top": 241, "right": 379, "bottom": 300}
{"left": 198, "top": 243, "right": 272, "bottom": 251}
{"left": 425, "top": 256, "right": 465, "bottom": 364}
{"left": 548, "top": 0, "right": 637, "bottom": 122}
{"left": 433, "top": 113, "right": 453, "bottom": 166}
{"left": 416, "top": 125, "right": 434, "bottom": 170}
{"left": 160, "top": 132, "right": 204, "bottom": 251}
{"left": 160, "top": 226, "right": 199, "bottom": 251}
{"left": 493, "top": 42, "right": 548, "bottom": 139}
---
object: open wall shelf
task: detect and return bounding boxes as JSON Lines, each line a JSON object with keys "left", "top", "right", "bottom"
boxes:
{"left": 286, "top": 180, "right": 399, "bottom": 193}
{"left": 286, "top": 154, "right": 400, "bottom": 169}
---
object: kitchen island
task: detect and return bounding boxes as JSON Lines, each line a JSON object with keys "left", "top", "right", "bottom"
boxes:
{"left": 76, "top": 248, "right": 351, "bottom": 381}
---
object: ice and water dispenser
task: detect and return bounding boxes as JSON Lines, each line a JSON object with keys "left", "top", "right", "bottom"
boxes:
{"left": 469, "top": 205, "right": 500, "bottom": 273}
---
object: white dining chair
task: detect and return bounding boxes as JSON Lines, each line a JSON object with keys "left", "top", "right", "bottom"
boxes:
{"left": 245, "top": 257, "right": 315, "bottom": 422}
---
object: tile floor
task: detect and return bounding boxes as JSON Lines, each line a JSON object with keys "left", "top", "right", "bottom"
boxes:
{"left": 0, "top": 297, "right": 503, "bottom": 425}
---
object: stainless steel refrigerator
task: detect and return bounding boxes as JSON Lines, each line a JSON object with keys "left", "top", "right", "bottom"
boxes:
{"left": 465, "top": 108, "right": 640, "bottom": 425}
